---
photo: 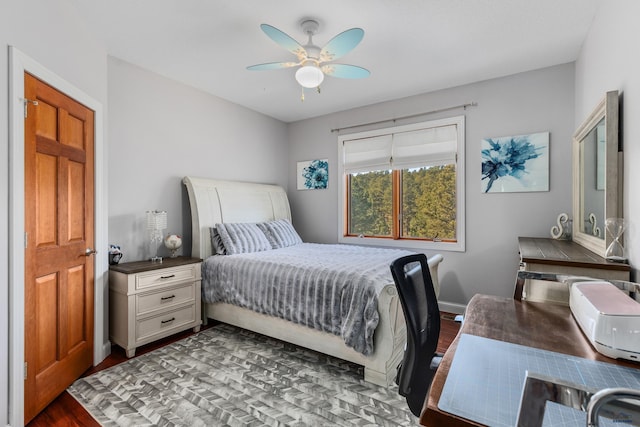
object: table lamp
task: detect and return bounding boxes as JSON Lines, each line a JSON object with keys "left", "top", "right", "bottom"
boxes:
{"left": 146, "top": 210, "right": 167, "bottom": 262}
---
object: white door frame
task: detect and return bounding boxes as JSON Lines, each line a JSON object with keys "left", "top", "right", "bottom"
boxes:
{"left": 8, "top": 46, "right": 108, "bottom": 427}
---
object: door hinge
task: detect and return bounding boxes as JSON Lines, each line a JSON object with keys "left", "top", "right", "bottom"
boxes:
{"left": 24, "top": 231, "right": 28, "bottom": 249}
{"left": 21, "top": 98, "right": 38, "bottom": 118}
{"left": 24, "top": 362, "right": 27, "bottom": 380}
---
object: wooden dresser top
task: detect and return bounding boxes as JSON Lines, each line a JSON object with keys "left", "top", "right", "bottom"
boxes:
{"left": 518, "top": 237, "right": 630, "bottom": 272}
{"left": 109, "top": 256, "right": 202, "bottom": 274}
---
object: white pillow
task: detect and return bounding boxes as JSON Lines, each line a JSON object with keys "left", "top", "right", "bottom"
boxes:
{"left": 215, "top": 222, "right": 272, "bottom": 255}
{"left": 257, "top": 219, "right": 303, "bottom": 249}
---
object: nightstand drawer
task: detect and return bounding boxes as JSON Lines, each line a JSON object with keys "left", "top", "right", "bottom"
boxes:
{"left": 136, "top": 283, "right": 195, "bottom": 316}
{"left": 135, "top": 265, "right": 197, "bottom": 290}
{"left": 136, "top": 305, "right": 196, "bottom": 342}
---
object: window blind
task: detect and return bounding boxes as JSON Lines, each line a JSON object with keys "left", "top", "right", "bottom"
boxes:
{"left": 392, "top": 124, "right": 458, "bottom": 170}
{"left": 343, "top": 134, "right": 392, "bottom": 174}
{"left": 342, "top": 124, "right": 458, "bottom": 173}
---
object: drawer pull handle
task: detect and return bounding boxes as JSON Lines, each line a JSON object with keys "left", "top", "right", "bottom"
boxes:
{"left": 160, "top": 274, "right": 176, "bottom": 279}
{"left": 160, "top": 295, "right": 176, "bottom": 302}
{"left": 161, "top": 317, "right": 175, "bottom": 325}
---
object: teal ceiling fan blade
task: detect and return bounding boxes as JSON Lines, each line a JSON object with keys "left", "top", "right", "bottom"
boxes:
{"left": 319, "top": 28, "right": 364, "bottom": 62}
{"left": 260, "top": 24, "right": 307, "bottom": 61}
{"left": 321, "top": 64, "right": 370, "bottom": 79}
{"left": 247, "top": 61, "right": 299, "bottom": 71}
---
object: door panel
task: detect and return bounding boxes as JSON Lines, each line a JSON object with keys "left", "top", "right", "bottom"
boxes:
{"left": 24, "top": 72, "right": 95, "bottom": 424}
{"left": 36, "top": 101, "right": 57, "bottom": 140}
{"left": 35, "top": 153, "right": 58, "bottom": 246}
{"left": 67, "top": 265, "right": 87, "bottom": 347}
{"left": 67, "top": 161, "right": 85, "bottom": 241}
{"left": 35, "top": 273, "right": 58, "bottom": 369}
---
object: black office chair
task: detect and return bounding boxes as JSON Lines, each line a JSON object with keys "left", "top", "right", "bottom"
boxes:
{"left": 390, "top": 253, "right": 442, "bottom": 417}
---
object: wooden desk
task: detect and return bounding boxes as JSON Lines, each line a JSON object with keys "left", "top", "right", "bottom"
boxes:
{"left": 420, "top": 294, "right": 640, "bottom": 426}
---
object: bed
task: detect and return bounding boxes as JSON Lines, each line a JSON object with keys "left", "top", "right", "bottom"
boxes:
{"left": 183, "top": 176, "right": 443, "bottom": 386}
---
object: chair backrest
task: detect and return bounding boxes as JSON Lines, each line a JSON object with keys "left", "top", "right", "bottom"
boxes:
{"left": 390, "top": 253, "right": 441, "bottom": 416}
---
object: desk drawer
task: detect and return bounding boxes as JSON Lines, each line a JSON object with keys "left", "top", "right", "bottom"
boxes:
{"left": 136, "top": 283, "right": 195, "bottom": 316}
{"left": 135, "top": 265, "right": 197, "bottom": 290}
{"left": 522, "top": 261, "right": 631, "bottom": 305}
{"left": 136, "top": 305, "right": 196, "bottom": 342}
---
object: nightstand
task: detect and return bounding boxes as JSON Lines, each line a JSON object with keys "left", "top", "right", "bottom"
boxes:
{"left": 109, "top": 256, "right": 202, "bottom": 357}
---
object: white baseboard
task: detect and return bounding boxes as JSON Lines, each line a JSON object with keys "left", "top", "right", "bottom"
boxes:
{"left": 438, "top": 300, "right": 466, "bottom": 315}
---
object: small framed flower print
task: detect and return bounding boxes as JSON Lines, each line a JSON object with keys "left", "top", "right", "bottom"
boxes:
{"left": 297, "top": 159, "right": 328, "bottom": 190}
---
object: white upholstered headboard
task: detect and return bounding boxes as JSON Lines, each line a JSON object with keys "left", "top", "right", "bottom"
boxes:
{"left": 183, "top": 176, "right": 292, "bottom": 259}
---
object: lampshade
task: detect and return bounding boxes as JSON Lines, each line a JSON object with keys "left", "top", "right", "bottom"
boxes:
{"left": 146, "top": 210, "right": 167, "bottom": 231}
{"left": 295, "top": 64, "right": 324, "bottom": 88}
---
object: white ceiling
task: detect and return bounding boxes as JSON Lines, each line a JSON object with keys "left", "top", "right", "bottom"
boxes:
{"left": 68, "top": 0, "right": 600, "bottom": 123}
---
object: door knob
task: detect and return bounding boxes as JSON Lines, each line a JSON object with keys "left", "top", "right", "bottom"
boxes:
{"left": 84, "top": 248, "right": 98, "bottom": 256}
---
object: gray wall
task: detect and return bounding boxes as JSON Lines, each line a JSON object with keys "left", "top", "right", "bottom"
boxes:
{"left": 287, "top": 64, "right": 576, "bottom": 309}
{"left": 0, "top": 1, "right": 109, "bottom": 425}
{"left": 575, "top": 0, "right": 640, "bottom": 279}
{"left": 107, "top": 57, "right": 289, "bottom": 262}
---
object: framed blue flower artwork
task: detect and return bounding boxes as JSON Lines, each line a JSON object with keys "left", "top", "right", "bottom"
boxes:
{"left": 297, "top": 159, "right": 328, "bottom": 190}
{"left": 481, "top": 132, "right": 549, "bottom": 193}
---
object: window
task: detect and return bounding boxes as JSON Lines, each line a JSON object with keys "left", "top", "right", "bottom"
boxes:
{"left": 338, "top": 116, "right": 465, "bottom": 251}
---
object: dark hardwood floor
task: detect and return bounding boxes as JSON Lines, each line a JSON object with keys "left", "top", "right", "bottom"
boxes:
{"left": 27, "top": 315, "right": 461, "bottom": 426}
{"left": 437, "top": 312, "right": 461, "bottom": 355}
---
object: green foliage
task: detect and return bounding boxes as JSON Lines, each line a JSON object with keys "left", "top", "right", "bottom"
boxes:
{"left": 402, "top": 165, "right": 456, "bottom": 239}
{"left": 349, "top": 171, "right": 393, "bottom": 236}
{"left": 348, "top": 165, "right": 457, "bottom": 240}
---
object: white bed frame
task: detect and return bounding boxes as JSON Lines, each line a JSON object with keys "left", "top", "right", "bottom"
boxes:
{"left": 183, "top": 176, "right": 443, "bottom": 386}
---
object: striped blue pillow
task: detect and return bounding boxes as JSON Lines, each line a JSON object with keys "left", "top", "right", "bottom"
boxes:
{"left": 209, "top": 227, "right": 227, "bottom": 255}
{"left": 257, "top": 219, "right": 303, "bottom": 249}
{"left": 215, "top": 222, "right": 272, "bottom": 255}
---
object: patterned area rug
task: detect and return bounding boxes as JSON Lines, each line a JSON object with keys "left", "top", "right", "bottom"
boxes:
{"left": 68, "top": 324, "right": 415, "bottom": 426}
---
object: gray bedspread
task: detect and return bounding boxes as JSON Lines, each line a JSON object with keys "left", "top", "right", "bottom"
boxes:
{"left": 201, "top": 243, "right": 414, "bottom": 355}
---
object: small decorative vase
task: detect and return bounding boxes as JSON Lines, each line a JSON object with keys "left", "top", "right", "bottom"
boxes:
{"left": 164, "top": 234, "right": 182, "bottom": 258}
{"left": 108, "top": 244, "right": 123, "bottom": 265}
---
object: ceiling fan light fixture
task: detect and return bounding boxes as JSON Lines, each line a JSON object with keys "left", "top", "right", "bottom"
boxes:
{"left": 248, "top": 20, "right": 368, "bottom": 96}
{"left": 295, "top": 64, "right": 324, "bottom": 88}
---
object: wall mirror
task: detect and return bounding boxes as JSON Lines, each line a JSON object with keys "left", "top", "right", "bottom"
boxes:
{"left": 572, "top": 90, "right": 622, "bottom": 258}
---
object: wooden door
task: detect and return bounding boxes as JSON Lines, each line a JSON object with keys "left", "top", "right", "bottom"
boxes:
{"left": 23, "top": 73, "right": 95, "bottom": 424}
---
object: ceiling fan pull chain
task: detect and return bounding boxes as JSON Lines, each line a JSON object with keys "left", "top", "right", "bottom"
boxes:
{"left": 317, "top": 86, "right": 321, "bottom": 94}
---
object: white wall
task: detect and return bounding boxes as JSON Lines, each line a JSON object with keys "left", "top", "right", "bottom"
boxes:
{"left": 106, "top": 59, "right": 288, "bottom": 363}
{"left": 288, "top": 64, "right": 576, "bottom": 308}
{"left": 107, "top": 57, "right": 289, "bottom": 262}
{"left": 0, "top": 1, "right": 108, "bottom": 425}
{"left": 575, "top": 0, "right": 640, "bottom": 279}
{"left": 1, "top": 5, "right": 288, "bottom": 425}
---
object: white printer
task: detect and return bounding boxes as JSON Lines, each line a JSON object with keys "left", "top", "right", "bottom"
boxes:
{"left": 570, "top": 281, "right": 640, "bottom": 362}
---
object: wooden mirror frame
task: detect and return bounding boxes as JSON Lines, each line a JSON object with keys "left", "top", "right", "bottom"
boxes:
{"left": 572, "top": 90, "right": 622, "bottom": 258}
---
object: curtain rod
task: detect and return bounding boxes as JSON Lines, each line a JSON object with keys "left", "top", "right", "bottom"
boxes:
{"left": 330, "top": 101, "right": 477, "bottom": 133}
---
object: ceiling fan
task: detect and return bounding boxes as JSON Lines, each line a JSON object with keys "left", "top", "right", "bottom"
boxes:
{"left": 247, "top": 19, "right": 370, "bottom": 97}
